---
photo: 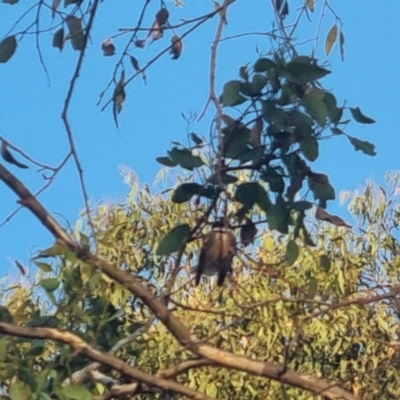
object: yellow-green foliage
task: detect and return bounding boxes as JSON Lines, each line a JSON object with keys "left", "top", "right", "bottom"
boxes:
{"left": 1, "top": 173, "right": 400, "bottom": 399}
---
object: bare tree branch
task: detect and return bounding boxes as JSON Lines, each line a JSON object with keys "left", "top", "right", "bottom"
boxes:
{"left": 0, "top": 321, "right": 215, "bottom": 400}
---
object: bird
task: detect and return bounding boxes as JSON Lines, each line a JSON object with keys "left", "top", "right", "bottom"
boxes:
{"left": 195, "top": 219, "right": 236, "bottom": 287}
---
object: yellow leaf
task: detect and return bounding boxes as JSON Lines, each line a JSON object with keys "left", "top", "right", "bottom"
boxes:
{"left": 325, "top": 24, "right": 338, "bottom": 55}
{"left": 306, "top": 0, "right": 314, "bottom": 11}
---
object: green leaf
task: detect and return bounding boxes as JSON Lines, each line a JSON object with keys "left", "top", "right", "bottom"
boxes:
{"left": 319, "top": 254, "right": 331, "bottom": 271}
{"left": 256, "top": 184, "right": 272, "bottom": 213}
{"left": 267, "top": 204, "right": 289, "bottom": 233}
{"left": 283, "top": 60, "right": 331, "bottom": 84}
{"left": 0, "top": 35, "right": 17, "bottom": 63}
{"left": 252, "top": 74, "right": 268, "bottom": 93}
{"left": 34, "top": 261, "right": 53, "bottom": 273}
{"left": 292, "top": 201, "right": 313, "bottom": 211}
{"left": 221, "top": 80, "right": 247, "bottom": 107}
{"left": 52, "top": 28, "right": 64, "bottom": 52}
{"left": 66, "top": 16, "right": 85, "bottom": 51}
{"left": 302, "top": 90, "right": 327, "bottom": 127}
{"left": 240, "top": 74, "right": 268, "bottom": 96}
{"left": 190, "top": 132, "right": 203, "bottom": 145}
{"left": 300, "top": 135, "right": 318, "bottom": 161}
{"left": 307, "top": 276, "right": 318, "bottom": 298}
{"left": 302, "top": 226, "right": 316, "bottom": 246}
{"left": 61, "top": 384, "right": 92, "bottom": 400}
{"left": 10, "top": 381, "right": 32, "bottom": 400}
{"left": 223, "top": 127, "right": 250, "bottom": 159}
{"left": 286, "top": 240, "right": 299, "bottom": 266}
{"left": 262, "top": 101, "right": 288, "bottom": 129}
{"left": 289, "top": 110, "right": 313, "bottom": 135}
{"left": 155, "top": 156, "right": 178, "bottom": 167}
{"left": 262, "top": 168, "right": 284, "bottom": 193}
{"left": 172, "top": 183, "right": 202, "bottom": 203}
{"left": 38, "top": 243, "right": 67, "bottom": 258}
{"left": 156, "top": 224, "right": 190, "bottom": 256}
{"left": 308, "top": 174, "right": 335, "bottom": 202}
{"left": 3, "top": 0, "right": 19, "bottom": 5}
{"left": 0, "top": 306, "right": 13, "bottom": 322}
{"left": 235, "top": 182, "right": 259, "bottom": 209}
{"left": 40, "top": 278, "right": 59, "bottom": 292}
{"left": 347, "top": 136, "right": 376, "bottom": 156}
{"left": 168, "top": 147, "right": 204, "bottom": 170}
{"left": 254, "top": 57, "right": 276, "bottom": 72}
{"left": 0, "top": 338, "right": 7, "bottom": 361}
{"left": 350, "top": 107, "right": 375, "bottom": 124}
{"left": 323, "top": 92, "right": 337, "bottom": 121}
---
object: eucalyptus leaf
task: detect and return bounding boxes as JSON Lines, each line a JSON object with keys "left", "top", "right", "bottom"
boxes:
{"left": 221, "top": 80, "right": 247, "bottom": 107}
{"left": 347, "top": 136, "right": 376, "bottom": 156}
{"left": 0, "top": 35, "right": 17, "bottom": 63}
{"left": 350, "top": 107, "right": 375, "bottom": 124}
{"left": 172, "top": 183, "right": 202, "bottom": 203}
{"left": 156, "top": 224, "right": 190, "bottom": 256}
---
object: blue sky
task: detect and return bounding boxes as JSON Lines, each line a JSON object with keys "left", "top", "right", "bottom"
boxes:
{"left": 0, "top": 1, "right": 399, "bottom": 277}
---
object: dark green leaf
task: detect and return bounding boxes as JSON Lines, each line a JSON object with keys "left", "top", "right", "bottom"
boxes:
{"left": 0, "top": 306, "right": 13, "bottom": 322}
{"left": 155, "top": 156, "right": 178, "bottom": 167}
{"left": 300, "top": 135, "right": 318, "bottom": 161}
{"left": 302, "top": 90, "right": 327, "bottom": 127}
{"left": 235, "top": 182, "right": 259, "bottom": 209}
{"left": 286, "top": 240, "right": 299, "bottom": 266}
{"left": 240, "top": 219, "right": 257, "bottom": 246}
{"left": 156, "top": 224, "right": 190, "bottom": 256}
{"left": 254, "top": 57, "right": 276, "bottom": 72}
{"left": 283, "top": 61, "right": 331, "bottom": 84}
{"left": 289, "top": 110, "right": 313, "bottom": 135}
{"left": 190, "top": 132, "right": 203, "bottom": 145}
{"left": 292, "top": 201, "right": 313, "bottom": 211}
{"left": 3, "top": 0, "right": 19, "bottom": 4}
{"left": 223, "top": 127, "right": 250, "bottom": 159}
{"left": 52, "top": 28, "right": 64, "bottom": 51}
{"left": 255, "top": 184, "right": 272, "bottom": 213}
{"left": 350, "top": 107, "right": 375, "bottom": 124}
{"left": 0, "top": 35, "right": 17, "bottom": 63}
{"left": 347, "top": 136, "right": 376, "bottom": 156}
{"left": 221, "top": 80, "right": 247, "bottom": 107}
{"left": 319, "top": 254, "right": 331, "bottom": 271}
{"left": 302, "top": 226, "right": 316, "bottom": 246}
{"left": 168, "top": 147, "right": 204, "bottom": 170}
{"left": 308, "top": 175, "right": 335, "bottom": 202}
{"left": 240, "top": 74, "right": 268, "bottom": 96}
{"left": 172, "top": 183, "right": 202, "bottom": 203}
{"left": 208, "top": 172, "right": 238, "bottom": 185}
{"left": 267, "top": 204, "right": 289, "bottom": 233}
{"left": 262, "top": 101, "right": 288, "bottom": 129}
{"left": 323, "top": 92, "right": 337, "bottom": 120}
{"left": 262, "top": 168, "right": 284, "bottom": 193}
{"left": 130, "top": 55, "right": 140, "bottom": 71}
{"left": 40, "top": 278, "right": 59, "bottom": 292}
